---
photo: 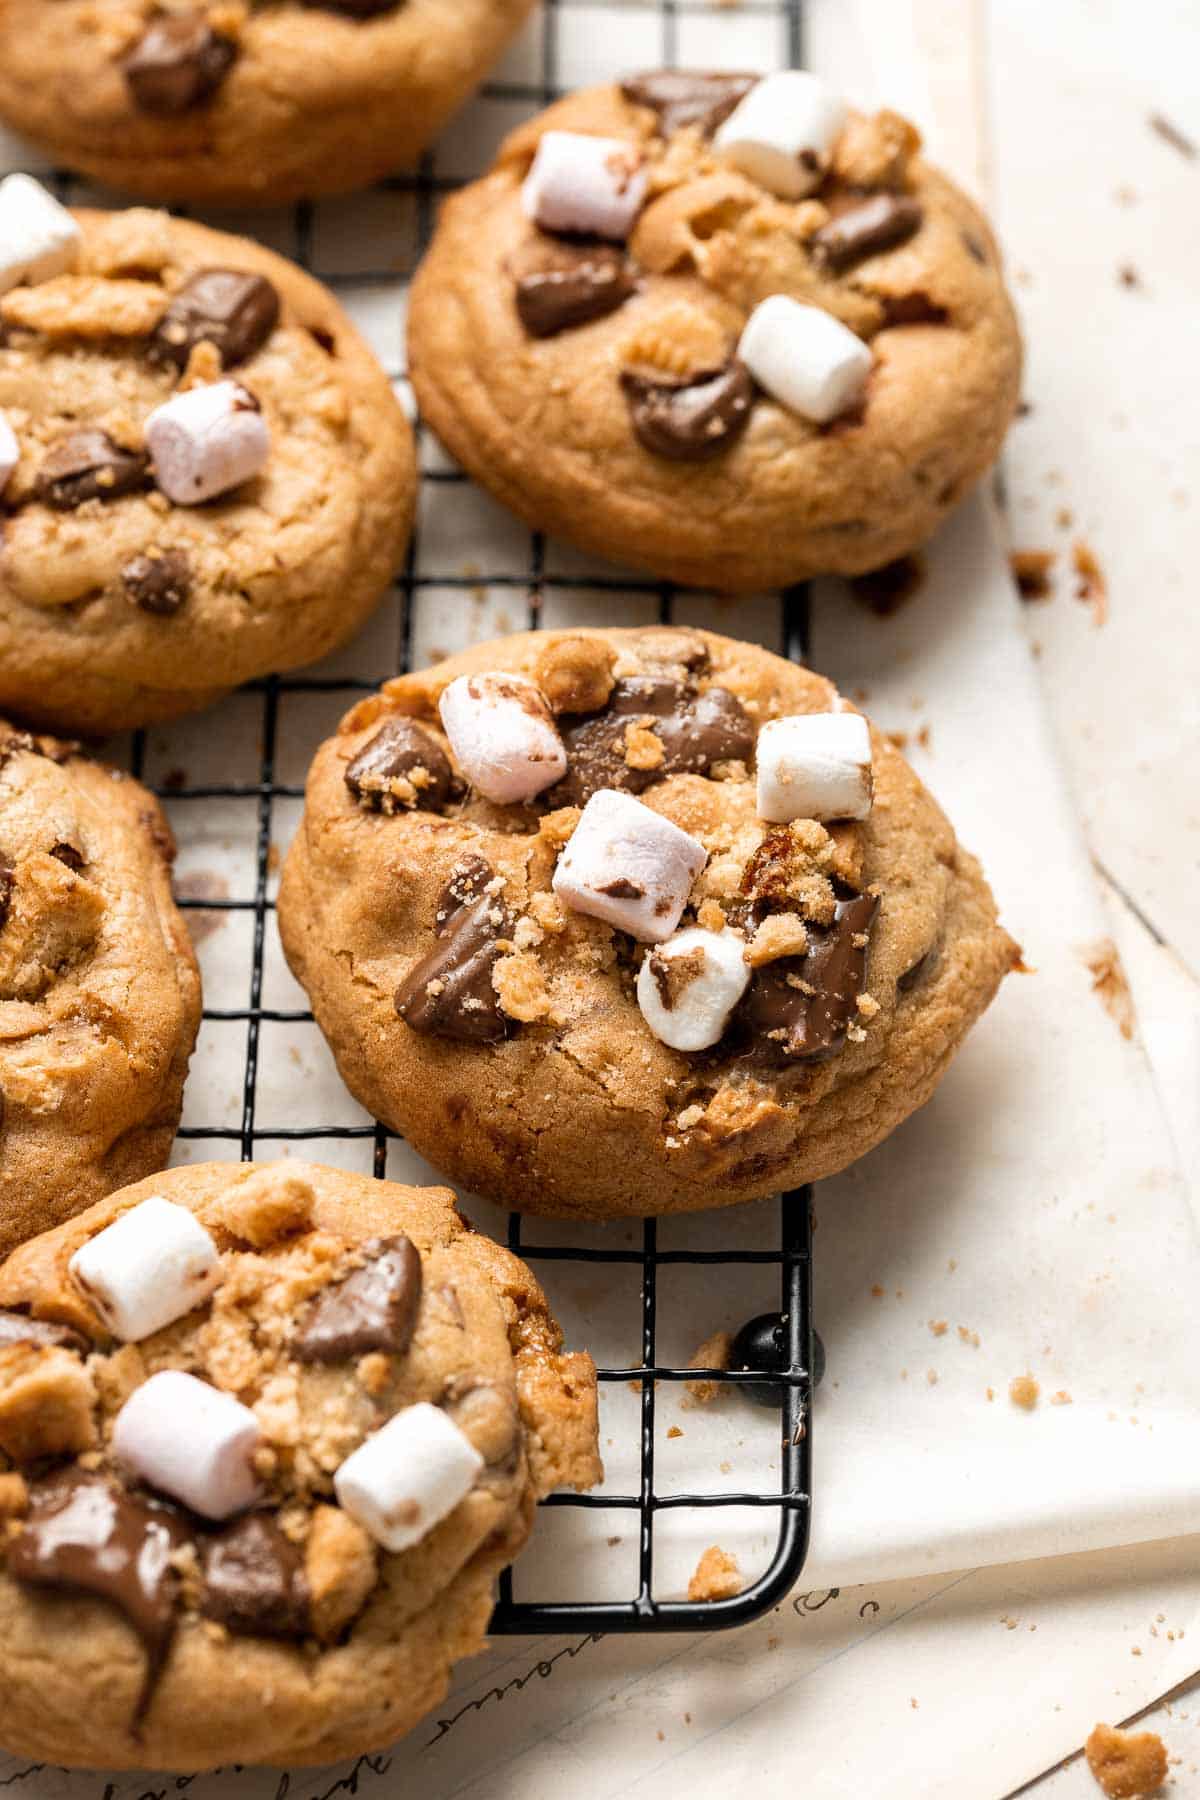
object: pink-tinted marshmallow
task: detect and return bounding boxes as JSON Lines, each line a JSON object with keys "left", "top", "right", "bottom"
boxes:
{"left": 552, "top": 788, "right": 708, "bottom": 942}
{"left": 438, "top": 672, "right": 566, "bottom": 804}
{"left": 521, "top": 130, "right": 648, "bottom": 241}
{"left": 112, "top": 1370, "right": 262, "bottom": 1521}
{"left": 145, "top": 379, "right": 269, "bottom": 505}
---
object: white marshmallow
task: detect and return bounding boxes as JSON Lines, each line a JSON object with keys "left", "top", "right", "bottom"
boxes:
{"left": 112, "top": 1370, "right": 262, "bottom": 1521}
{"left": 738, "top": 296, "right": 872, "bottom": 424}
{"left": 756, "top": 711, "right": 873, "bottom": 822}
{"left": 0, "top": 174, "right": 82, "bottom": 296}
{"left": 552, "top": 789, "right": 708, "bottom": 943}
{"left": 68, "top": 1195, "right": 222, "bottom": 1342}
{"left": 438, "top": 672, "right": 567, "bottom": 804}
{"left": 521, "top": 130, "right": 648, "bottom": 242}
{"left": 713, "top": 70, "right": 847, "bottom": 199}
{"left": 0, "top": 411, "right": 17, "bottom": 496}
{"left": 334, "top": 1401, "right": 483, "bottom": 1553}
{"left": 145, "top": 379, "right": 270, "bottom": 505}
{"left": 637, "top": 928, "right": 750, "bottom": 1052}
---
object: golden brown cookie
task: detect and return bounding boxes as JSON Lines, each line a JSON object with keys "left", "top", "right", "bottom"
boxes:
{"left": 0, "top": 0, "right": 537, "bottom": 206}
{"left": 0, "top": 200, "right": 414, "bottom": 734}
{"left": 278, "top": 626, "right": 1019, "bottom": 1218}
{"left": 408, "top": 74, "right": 1022, "bottom": 590}
{"left": 0, "top": 1160, "right": 601, "bottom": 1768}
{"left": 0, "top": 724, "right": 200, "bottom": 1260}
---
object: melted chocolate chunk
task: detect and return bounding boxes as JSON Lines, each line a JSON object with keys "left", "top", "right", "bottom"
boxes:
{"left": 515, "top": 243, "right": 637, "bottom": 339}
{"left": 621, "top": 362, "right": 754, "bottom": 462}
{"left": 620, "top": 70, "right": 757, "bottom": 139}
{"left": 50, "top": 842, "right": 84, "bottom": 871}
{"left": 880, "top": 292, "right": 948, "bottom": 328}
{"left": 294, "top": 1234, "right": 423, "bottom": 1362}
{"left": 301, "top": 0, "right": 398, "bottom": 12}
{"left": 0, "top": 864, "right": 12, "bottom": 930}
{"left": 153, "top": 269, "right": 280, "bottom": 371}
{"left": 34, "top": 431, "right": 149, "bottom": 510}
{"left": 741, "top": 893, "right": 879, "bottom": 1061}
{"left": 0, "top": 1308, "right": 88, "bottom": 1353}
{"left": 201, "top": 1514, "right": 309, "bottom": 1639}
{"left": 395, "top": 860, "right": 512, "bottom": 1044}
{"left": 344, "top": 718, "right": 454, "bottom": 813}
{"left": 10, "top": 1469, "right": 190, "bottom": 1724}
{"left": 123, "top": 548, "right": 191, "bottom": 615}
{"left": 811, "top": 194, "right": 923, "bottom": 273}
{"left": 553, "top": 677, "right": 754, "bottom": 806}
{"left": 123, "top": 14, "right": 237, "bottom": 115}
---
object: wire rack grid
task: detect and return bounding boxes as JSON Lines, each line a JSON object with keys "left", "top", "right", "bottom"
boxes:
{"left": 70, "top": 0, "right": 818, "bottom": 1636}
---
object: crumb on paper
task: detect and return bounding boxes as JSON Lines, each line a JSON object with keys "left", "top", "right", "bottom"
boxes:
{"left": 1086, "top": 1721, "right": 1169, "bottom": 1797}
{"left": 957, "top": 1326, "right": 981, "bottom": 1349}
{"left": 1010, "top": 548, "right": 1056, "bottom": 599}
{"left": 1118, "top": 263, "right": 1142, "bottom": 290}
{"left": 926, "top": 1369, "right": 938, "bottom": 1386}
{"left": 1079, "top": 938, "right": 1136, "bottom": 1040}
{"left": 1072, "top": 539, "right": 1109, "bottom": 625}
{"left": 666, "top": 1425, "right": 683, "bottom": 1440}
{"left": 1009, "top": 1374, "right": 1040, "bottom": 1411}
{"left": 1050, "top": 1390, "right": 1073, "bottom": 1406}
{"left": 1148, "top": 111, "right": 1196, "bottom": 158}
{"left": 928, "top": 1320, "right": 948, "bottom": 1337}
{"left": 1000, "top": 1615, "right": 1019, "bottom": 1630}
{"left": 683, "top": 1330, "right": 733, "bottom": 1405}
{"left": 688, "top": 1546, "right": 742, "bottom": 1602}
{"left": 849, "top": 554, "right": 925, "bottom": 617}
{"left": 871, "top": 1283, "right": 885, "bottom": 1299}
{"left": 986, "top": 1387, "right": 995, "bottom": 1401}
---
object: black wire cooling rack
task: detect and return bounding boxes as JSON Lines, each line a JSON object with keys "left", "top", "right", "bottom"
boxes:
{"left": 95, "top": 0, "right": 817, "bottom": 1636}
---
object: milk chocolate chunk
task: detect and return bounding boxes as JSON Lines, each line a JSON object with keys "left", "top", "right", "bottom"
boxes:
{"left": 201, "top": 1514, "right": 309, "bottom": 1639}
{"left": 0, "top": 1309, "right": 88, "bottom": 1354}
{"left": 515, "top": 244, "right": 637, "bottom": 339}
{"left": 554, "top": 677, "right": 754, "bottom": 806}
{"left": 396, "top": 860, "right": 512, "bottom": 1044}
{"left": 344, "top": 719, "right": 454, "bottom": 813}
{"left": 294, "top": 1234, "right": 422, "bottom": 1362}
{"left": 620, "top": 70, "right": 757, "bottom": 139}
{"left": 743, "top": 892, "right": 879, "bottom": 1060}
{"left": 811, "top": 194, "right": 923, "bottom": 273}
{"left": 621, "top": 362, "right": 754, "bottom": 462}
{"left": 153, "top": 269, "right": 280, "bottom": 371}
{"left": 123, "top": 549, "right": 191, "bottom": 615}
{"left": 10, "top": 1469, "right": 189, "bottom": 1722}
{"left": 34, "top": 431, "right": 149, "bottom": 510}
{"left": 123, "top": 14, "right": 237, "bottom": 115}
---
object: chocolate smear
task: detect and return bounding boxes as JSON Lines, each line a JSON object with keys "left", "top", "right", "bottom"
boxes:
{"left": 34, "top": 431, "right": 149, "bottom": 510}
{"left": 123, "top": 14, "right": 237, "bottom": 115}
{"left": 741, "top": 892, "right": 879, "bottom": 1061}
{"left": 294, "top": 1234, "right": 423, "bottom": 1362}
{"left": 553, "top": 676, "right": 754, "bottom": 806}
{"left": 811, "top": 194, "right": 923, "bottom": 273}
{"left": 395, "top": 859, "right": 512, "bottom": 1044}
{"left": 516, "top": 244, "right": 636, "bottom": 338}
{"left": 201, "top": 1514, "right": 309, "bottom": 1639}
{"left": 0, "top": 1309, "right": 88, "bottom": 1354}
{"left": 620, "top": 70, "right": 757, "bottom": 139}
{"left": 10, "top": 1469, "right": 190, "bottom": 1726}
{"left": 621, "top": 362, "right": 754, "bottom": 462}
{"left": 123, "top": 548, "right": 191, "bottom": 615}
{"left": 344, "top": 718, "right": 454, "bottom": 813}
{"left": 152, "top": 269, "right": 280, "bottom": 371}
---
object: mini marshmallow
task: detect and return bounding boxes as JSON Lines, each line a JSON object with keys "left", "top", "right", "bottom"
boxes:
{"left": 756, "top": 711, "right": 873, "bottom": 822}
{"left": 637, "top": 927, "right": 750, "bottom": 1052}
{"left": 713, "top": 70, "right": 847, "bottom": 200}
{"left": 68, "top": 1195, "right": 222, "bottom": 1342}
{"left": 145, "top": 379, "right": 270, "bottom": 505}
{"left": 738, "top": 296, "right": 872, "bottom": 424}
{"left": 552, "top": 788, "right": 708, "bottom": 943}
{"left": 112, "top": 1370, "right": 262, "bottom": 1521}
{"left": 0, "top": 173, "right": 82, "bottom": 296}
{"left": 334, "top": 1401, "right": 483, "bottom": 1553}
{"left": 438, "top": 672, "right": 567, "bottom": 804}
{"left": 521, "top": 130, "right": 648, "bottom": 242}
{"left": 0, "top": 411, "right": 17, "bottom": 496}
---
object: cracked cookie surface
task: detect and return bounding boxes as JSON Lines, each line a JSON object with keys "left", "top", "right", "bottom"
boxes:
{"left": 408, "top": 77, "right": 1022, "bottom": 590}
{"left": 0, "top": 724, "right": 200, "bottom": 1259}
{"left": 0, "top": 1160, "right": 601, "bottom": 1768}
{"left": 278, "top": 626, "right": 1018, "bottom": 1219}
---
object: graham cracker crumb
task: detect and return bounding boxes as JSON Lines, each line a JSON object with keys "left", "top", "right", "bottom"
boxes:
{"left": 1009, "top": 1374, "right": 1040, "bottom": 1411}
{"left": 697, "top": 899, "right": 728, "bottom": 933}
{"left": 667, "top": 1425, "right": 683, "bottom": 1439}
{"left": 928, "top": 1319, "right": 948, "bottom": 1337}
{"left": 534, "top": 635, "right": 616, "bottom": 715}
{"left": 687, "top": 1545, "right": 742, "bottom": 1602}
{"left": 1080, "top": 938, "right": 1136, "bottom": 1040}
{"left": 624, "top": 722, "right": 665, "bottom": 771}
{"left": 683, "top": 1329, "right": 733, "bottom": 1405}
{"left": 1050, "top": 1389, "right": 1073, "bottom": 1406}
{"left": 1085, "top": 1722, "right": 1169, "bottom": 1797}
{"left": 1072, "top": 540, "right": 1109, "bottom": 625}
{"left": 957, "top": 1326, "right": 981, "bottom": 1349}
{"left": 744, "top": 912, "right": 809, "bottom": 966}
{"left": 1011, "top": 548, "right": 1055, "bottom": 600}
{"left": 493, "top": 951, "right": 552, "bottom": 1023}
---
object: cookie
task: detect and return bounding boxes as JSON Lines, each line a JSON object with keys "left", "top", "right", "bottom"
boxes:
{"left": 0, "top": 191, "right": 414, "bottom": 734}
{"left": 0, "top": 0, "right": 537, "bottom": 206}
{"left": 0, "top": 1160, "right": 601, "bottom": 1768}
{"left": 408, "top": 72, "right": 1023, "bottom": 591}
{"left": 278, "top": 626, "right": 1018, "bottom": 1219}
{"left": 0, "top": 724, "right": 200, "bottom": 1260}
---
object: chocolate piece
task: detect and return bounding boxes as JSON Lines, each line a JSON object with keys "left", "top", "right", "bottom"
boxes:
{"left": 0, "top": 864, "right": 12, "bottom": 929}
{"left": 621, "top": 362, "right": 754, "bottom": 462}
{"left": 294, "top": 1234, "right": 422, "bottom": 1362}
{"left": 301, "top": 0, "right": 397, "bottom": 12}
{"left": 344, "top": 718, "right": 454, "bottom": 813}
{"left": 396, "top": 859, "right": 512, "bottom": 1044}
{"left": 201, "top": 1514, "right": 309, "bottom": 1639}
{"left": 123, "top": 548, "right": 191, "bottom": 615}
{"left": 620, "top": 70, "right": 757, "bottom": 139}
{"left": 880, "top": 292, "right": 948, "bottom": 328}
{"left": 811, "top": 194, "right": 923, "bottom": 273}
{"left": 153, "top": 269, "right": 280, "bottom": 372}
{"left": 10, "top": 1469, "right": 189, "bottom": 1723}
{"left": 123, "top": 14, "right": 237, "bottom": 115}
{"left": 34, "top": 431, "right": 149, "bottom": 510}
{"left": 515, "top": 244, "right": 637, "bottom": 338}
{"left": 50, "top": 842, "right": 84, "bottom": 870}
{"left": 742, "top": 892, "right": 879, "bottom": 1060}
{"left": 0, "top": 1308, "right": 88, "bottom": 1353}
{"left": 554, "top": 677, "right": 754, "bottom": 806}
